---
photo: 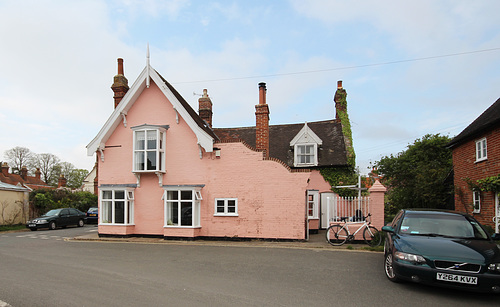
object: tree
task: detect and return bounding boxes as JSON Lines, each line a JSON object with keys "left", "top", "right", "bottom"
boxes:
{"left": 375, "top": 134, "right": 454, "bottom": 217}
{"left": 32, "top": 153, "right": 61, "bottom": 185}
{"left": 67, "top": 169, "right": 89, "bottom": 189}
{"left": 4, "top": 146, "right": 34, "bottom": 174}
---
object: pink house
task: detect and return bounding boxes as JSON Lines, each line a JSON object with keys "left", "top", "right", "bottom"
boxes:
{"left": 87, "top": 58, "right": 365, "bottom": 240}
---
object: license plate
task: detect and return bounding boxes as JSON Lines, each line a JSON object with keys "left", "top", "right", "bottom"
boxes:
{"left": 89, "top": 214, "right": 96, "bottom": 217}
{"left": 28, "top": 224, "right": 36, "bottom": 227}
{"left": 436, "top": 272, "right": 477, "bottom": 285}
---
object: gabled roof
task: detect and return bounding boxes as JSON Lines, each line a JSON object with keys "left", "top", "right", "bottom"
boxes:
{"left": 0, "top": 173, "right": 50, "bottom": 190}
{"left": 87, "top": 65, "right": 218, "bottom": 156}
{"left": 448, "top": 97, "right": 500, "bottom": 148}
{"left": 0, "top": 181, "right": 30, "bottom": 192}
{"left": 214, "top": 119, "right": 348, "bottom": 168}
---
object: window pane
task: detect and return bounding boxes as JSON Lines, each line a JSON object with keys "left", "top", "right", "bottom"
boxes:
{"left": 181, "top": 190, "right": 192, "bottom": 200}
{"left": 115, "top": 190, "right": 125, "bottom": 199}
{"left": 181, "top": 203, "right": 192, "bottom": 226}
{"left": 135, "top": 152, "right": 145, "bottom": 170}
{"left": 129, "top": 200, "right": 134, "bottom": 224}
{"left": 147, "top": 151, "right": 156, "bottom": 170}
{"left": 102, "top": 191, "right": 112, "bottom": 199}
{"left": 167, "top": 191, "right": 178, "bottom": 200}
{"left": 228, "top": 200, "right": 236, "bottom": 213}
{"left": 147, "top": 130, "right": 157, "bottom": 149}
{"left": 135, "top": 131, "right": 145, "bottom": 150}
{"left": 167, "top": 202, "right": 178, "bottom": 226}
{"left": 115, "top": 201, "right": 125, "bottom": 224}
{"left": 102, "top": 201, "right": 112, "bottom": 223}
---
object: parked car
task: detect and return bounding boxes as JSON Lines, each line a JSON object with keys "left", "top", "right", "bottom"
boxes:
{"left": 383, "top": 209, "right": 500, "bottom": 293}
{"left": 86, "top": 207, "right": 99, "bottom": 224}
{"left": 27, "top": 208, "right": 87, "bottom": 231}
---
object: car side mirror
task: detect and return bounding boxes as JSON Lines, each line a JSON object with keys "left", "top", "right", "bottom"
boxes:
{"left": 491, "top": 233, "right": 500, "bottom": 241}
{"left": 382, "top": 226, "right": 395, "bottom": 233}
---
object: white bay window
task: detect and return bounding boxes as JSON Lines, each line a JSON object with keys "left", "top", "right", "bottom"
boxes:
{"left": 132, "top": 125, "right": 167, "bottom": 172}
{"left": 100, "top": 186, "right": 135, "bottom": 225}
{"left": 163, "top": 186, "right": 203, "bottom": 227}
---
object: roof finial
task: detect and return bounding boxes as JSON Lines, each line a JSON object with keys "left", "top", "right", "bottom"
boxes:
{"left": 146, "top": 43, "right": 151, "bottom": 88}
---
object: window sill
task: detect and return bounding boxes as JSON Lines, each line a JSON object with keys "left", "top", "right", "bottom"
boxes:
{"left": 214, "top": 214, "right": 239, "bottom": 217}
{"left": 99, "top": 223, "right": 135, "bottom": 226}
{"left": 474, "top": 158, "right": 487, "bottom": 164}
{"left": 164, "top": 225, "right": 201, "bottom": 228}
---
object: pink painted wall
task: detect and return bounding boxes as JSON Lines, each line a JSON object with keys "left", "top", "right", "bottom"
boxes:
{"left": 98, "top": 81, "right": 312, "bottom": 240}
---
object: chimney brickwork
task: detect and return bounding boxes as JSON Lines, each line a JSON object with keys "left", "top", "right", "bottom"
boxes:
{"left": 334, "top": 80, "right": 347, "bottom": 122}
{"left": 198, "top": 89, "right": 213, "bottom": 127}
{"left": 111, "top": 58, "right": 129, "bottom": 108}
{"left": 1, "top": 162, "right": 9, "bottom": 176}
{"left": 255, "top": 82, "right": 270, "bottom": 158}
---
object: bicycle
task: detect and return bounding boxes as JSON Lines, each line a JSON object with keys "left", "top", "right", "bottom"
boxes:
{"left": 325, "top": 213, "right": 381, "bottom": 247}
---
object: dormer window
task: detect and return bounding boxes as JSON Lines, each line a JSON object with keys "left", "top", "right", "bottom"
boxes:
{"left": 290, "top": 123, "right": 322, "bottom": 167}
{"left": 132, "top": 124, "right": 168, "bottom": 172}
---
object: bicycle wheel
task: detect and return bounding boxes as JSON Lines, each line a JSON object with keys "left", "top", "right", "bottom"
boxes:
{"left": 363, "top": 226, "right": 381, "bottom": 247}
{"left": 325, "top": 224, "right": 348, "bottom": 246}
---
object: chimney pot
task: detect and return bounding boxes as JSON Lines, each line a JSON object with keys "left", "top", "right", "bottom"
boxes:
{"left": 337, "top": 80, "right": 343, "bottom": 89}
{"left": 117, "top": 58, "right": 124, "bottom": 75}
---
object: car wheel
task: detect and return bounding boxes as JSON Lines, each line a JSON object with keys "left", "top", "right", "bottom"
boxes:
{"left": 49, "top": 221, "right": 56, "bottom": 230}
{"left": 30, "top": 228, "right": 37, "bottom": 231}
{"left": 78, "top": 219, "right": 84, "bottom": 227}
{"left": 384, "top": 253, "right": 400, "bottom": 282}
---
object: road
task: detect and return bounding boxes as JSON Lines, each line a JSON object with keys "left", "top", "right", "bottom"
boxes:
{"left": 0, "top": 226, "right": 498, "bottom": 306}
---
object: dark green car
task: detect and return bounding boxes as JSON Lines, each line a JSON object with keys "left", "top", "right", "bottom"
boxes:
{"left": 383, "top": 209, "right": 500, "bottom": 293}
{"left": 27, "top": 208, "right": 87, "bottom": 231}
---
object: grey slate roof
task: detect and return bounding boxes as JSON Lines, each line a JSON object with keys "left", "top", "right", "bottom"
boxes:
{"left": 448, "top": 97, "right": 500, "bottom": 148}
{"left": 214, "top": 120, "right": 348, "bottom": 168}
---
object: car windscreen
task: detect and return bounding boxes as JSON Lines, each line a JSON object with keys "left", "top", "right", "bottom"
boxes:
{"left": 45, "top": 209, "right": 62, "bottom": 216}
{"left": 399, "top": 213, "right": 489, "bottom": 240}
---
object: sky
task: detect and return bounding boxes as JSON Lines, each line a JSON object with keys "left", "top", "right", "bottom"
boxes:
{"left": 1, "top": 0, "right": 499, "bottom": 175}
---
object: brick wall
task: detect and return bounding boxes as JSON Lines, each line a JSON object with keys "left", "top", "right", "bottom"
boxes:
{"left": 452, "top": 125, "right": 500, "bottom": 229}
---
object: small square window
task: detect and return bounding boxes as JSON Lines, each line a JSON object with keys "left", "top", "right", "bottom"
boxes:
{"left": 214, "top": 198, "right": 238, "bottom": 216}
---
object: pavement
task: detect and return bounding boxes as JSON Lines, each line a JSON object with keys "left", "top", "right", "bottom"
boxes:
{"left": 71, "top": 229, "right": 382, "bottom": 252}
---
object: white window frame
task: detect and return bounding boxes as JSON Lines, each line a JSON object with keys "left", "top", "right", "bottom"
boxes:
{"left": 163, "top": 187, "right": 202, "bottom": 227}
{"left": 307, "top": 190, "right": 319, "bottom": 219}
{"left": 132, "top": 125, "right": 167, "bottom": 173}
{"left": 214, "top": 198, "right": 238, "bottom": 216}
{"left": 473, "top": 190, "right": 481, "bottom": 214}
{"left": 294, "top": 144, "right": 318, "bottom": 167}
{"left": 100, "top": 187, "right": 135, "bottom": 225}
{"left": 475, "top": 138, "right": 487, "bottom": 162}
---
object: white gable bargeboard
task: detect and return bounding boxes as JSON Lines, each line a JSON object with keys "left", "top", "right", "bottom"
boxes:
{"left": 87, "top": 65, "right": 214, "bottom": 159}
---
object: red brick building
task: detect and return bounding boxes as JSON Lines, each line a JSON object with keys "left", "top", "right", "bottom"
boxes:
{"left": 448, "top": 98, "right": 500, "bottom": 232}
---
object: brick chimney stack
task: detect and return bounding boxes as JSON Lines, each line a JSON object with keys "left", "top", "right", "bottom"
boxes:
{"left": 58, "top": 174, "right": 67, "bottom": 188}
{"left": 1, "top": 162, "right": 9, "bottom": 176}
{"left": 20, "top": 166, "right": 28, "bottom": 180}
{"left": 334, "top": 80, "right": 347, "bottom": 121}
{"left": 35, "top": 168, "right": 41, "bottom": 180}
{"left": 255, "top": 82, "right": 270, "bottom": 158}
{"left": 111, "top": 58, "right": 129, "bottom": 108}
{"left": 198, "top": 89, "right": 213, "bottom": 128}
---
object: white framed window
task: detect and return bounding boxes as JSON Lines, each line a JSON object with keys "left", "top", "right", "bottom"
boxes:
{"left": 100, "top": 188, "right": 134, "bottom": 225}
{"left": 214, "top": 198, "right": 238, "bottom": 216}
{"left": 132, "top": 125, "right": 167, "bottom": 172}
{"left": 290, "top": 123, "right": 322, "bottom": 167}
{"left": 473, "top": 190, "right": 481, "bottom": 214}
{"left": 296, "top": 144, "right": 317, "bottom": 166}
{"left": 163, "top": 187, "right": 202, "bottom": 227}
{"left": 307, "top": 190, "right": 319, "bottom": 219}
{"left": 475, "top": 138, "right": 487, "bottom": 162}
